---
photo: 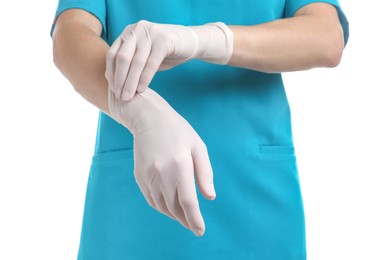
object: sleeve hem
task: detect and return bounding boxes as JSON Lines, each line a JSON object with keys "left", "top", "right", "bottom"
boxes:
{"left": 284, "top": 0, "right": 349, "bottom": 45}
{"left": 50, "top": 2, "right": 107, "bottom": 39}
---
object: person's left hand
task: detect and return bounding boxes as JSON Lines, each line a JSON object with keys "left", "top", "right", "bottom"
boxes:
{"left": 108, "top": 87, "right": 216, "bottom": 236}
{"left": 105, "top": 20, "right": 233, "bottom": 101}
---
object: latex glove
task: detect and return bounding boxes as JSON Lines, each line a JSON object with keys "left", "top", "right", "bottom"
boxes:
{"left": 108, "top": 88, "right": 216, "bottom": 236}
{"left": 105, "top": 20, "right": 233, "bottom": 101}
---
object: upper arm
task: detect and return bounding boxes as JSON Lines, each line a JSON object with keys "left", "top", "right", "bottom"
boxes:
{"left": 293, "top": 3, "right": 347, "bottom": 66}
{"left": 294, "top": 3, "right": 343, "bottom": 41}
{"left": 52, "top": 9, "right": 103, "bottom": 38}
{"left": 285, "top": 1, "right": 349, "bottom": 46}
{"left": 50, "top": 0, "right": 106, "bottom": 38}
{"left": 294, "top": 2, "right": 339, "bottom": 18}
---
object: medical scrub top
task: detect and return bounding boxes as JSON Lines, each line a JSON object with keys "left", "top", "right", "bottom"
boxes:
{"left": 52, "top": 1, "right": 348, "bottom": 259}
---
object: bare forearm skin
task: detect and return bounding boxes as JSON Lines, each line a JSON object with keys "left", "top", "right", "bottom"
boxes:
{"left": 52, "top": 3, "right": 344, "bottom": 112}
{"left": 52, "top": 10, "right": 109, "bottom": 114}
{"left": 228, "top": 3, "right": 345, "bottom": 73}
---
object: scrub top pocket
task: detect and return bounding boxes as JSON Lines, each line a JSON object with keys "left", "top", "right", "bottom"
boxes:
{"left": 78, "top": 145, "right": 306, "bottom": 260}
{"left": 79, "top": 149, "right": 217, "bottom": 259}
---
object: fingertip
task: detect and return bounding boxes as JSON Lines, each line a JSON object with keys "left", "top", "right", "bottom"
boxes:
{"left": 122, "top": 89, "right": 133, "bottom": 101}
{"left": 203, "top": 189, "right": 216, "bottom": 200}
{"left": 190, "top": 217, "right": 205, "bottom": 237}
{"left": 194, "top": 226, "right": 205, "bottom": 237}
{"left": 207, "top": 194, "right": 216, "bottom": 201}
{"left": 209, "top": 184, "right": 216, "bottom": 198}
{"left": 199, "top": 179, "right": 217, "bottom": 200}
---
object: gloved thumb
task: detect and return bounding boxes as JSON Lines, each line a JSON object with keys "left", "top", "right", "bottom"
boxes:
{"left": 192, "top": 140, "right": 216, "bottom": 200}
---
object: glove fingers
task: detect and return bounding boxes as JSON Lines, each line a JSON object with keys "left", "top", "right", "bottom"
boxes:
{"left": 136, "top": 179, "right": 157, "bottom": 210}
{"left": 121, "top": 27, "right": 152, "bottom": 101}
{"left": 192, "top": 139, "right": 216, "bottom": 200}
{"left": 149, "top": 182, "right": 176, "bottom": 221}
{"left": 137, "top": 43, "right": 167, "bottom": 93}
{"left": 159, "top": 172, "right": 191, "bottom": 231}
{"left": 177, "top": 161, "right": 205, "bottom": 236}
{"left": 106, "top": 37, "right": 123, "bottom": 92}
{"left": 114, "top": 33, "right": 137, "bottom": 99}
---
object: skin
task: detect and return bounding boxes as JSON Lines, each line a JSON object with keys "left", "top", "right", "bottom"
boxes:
{"left": 228, "top": 3, "right": 344, "bottom": 72}
{"left": 52, "top": 3, "right": 344, "bottom": 114}
{"left": 52, "top": 3, "right": 345, "bottom": 235}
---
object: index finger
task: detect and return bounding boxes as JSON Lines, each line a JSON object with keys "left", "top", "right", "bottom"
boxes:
{"left": 105, "top": 37, "right": 123, "bottom": 92}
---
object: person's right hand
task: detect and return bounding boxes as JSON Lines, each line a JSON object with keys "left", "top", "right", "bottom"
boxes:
{"left": 105, "top": 20, "right": 233, "bottom": 101}
{"left": 108, "top": 88, "right": 216, "bottom": 236}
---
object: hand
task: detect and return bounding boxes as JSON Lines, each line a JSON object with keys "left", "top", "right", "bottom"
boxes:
{"left": 105, "top": 20, "right": 233, "bottom": 101}
{"left": 108, "top": 88, "right": 216, "bottom": 236}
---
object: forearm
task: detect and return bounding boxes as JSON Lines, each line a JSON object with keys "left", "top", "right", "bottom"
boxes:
{"left": 228, "top": 4, "right": 344, "bottom": 73}
{"left": 52, "top": 12, "right": 109, "bottom": 114}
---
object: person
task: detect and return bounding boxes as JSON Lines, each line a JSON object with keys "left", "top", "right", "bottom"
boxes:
{"left": 51, "top": 0, "right": 349, "bottom": 259}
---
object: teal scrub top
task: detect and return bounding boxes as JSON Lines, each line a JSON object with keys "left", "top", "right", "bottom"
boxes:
{"left": 52, "top": 1, "right": 348, "bottom": 259}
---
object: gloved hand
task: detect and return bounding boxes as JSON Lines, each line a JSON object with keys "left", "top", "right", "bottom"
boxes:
{"left": 108, "top": 87, "right": 216, "bottom": 236}
{"left": 105, "top": 20, "right": 233, "bottom": 101}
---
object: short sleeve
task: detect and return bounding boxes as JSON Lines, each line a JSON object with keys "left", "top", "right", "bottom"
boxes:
{"left": 50, "top": 0, "right": 107, "bottom": 38}
{"left": 284, "top": 0, "right": 349, "bottom": 45}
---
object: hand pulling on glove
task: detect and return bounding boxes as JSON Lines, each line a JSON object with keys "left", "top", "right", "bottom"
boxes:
{"left": 105, "top": 20, "right": 233, "bottom": 101}
{"left": 108, "top": 88, "right": 216, "bottom": 236}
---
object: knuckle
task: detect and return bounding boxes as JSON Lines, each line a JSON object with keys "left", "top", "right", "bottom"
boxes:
{"left": 122, "top": 26, "right": 135, "bottom": 37}
{"left": 172, "top": 154, "right": 188, "bottom": 168}
{"left": 138, "top": 20, "right": 149, "bottom": 26}
{"left": 122, "top": 88, "right": 134, "bottom": 100}
{"left": 134, "top": 20, "right": 150, "bottom": 34}
{"left": 149, "top": 160, "right": 164, "bottom": 175}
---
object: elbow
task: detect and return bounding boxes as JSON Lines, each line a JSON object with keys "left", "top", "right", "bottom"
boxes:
{"left": 321, "top": 26, "right": 345, "bottom": 68}
{"left": 323, "top": 43, "right": 344, "bottom": 68}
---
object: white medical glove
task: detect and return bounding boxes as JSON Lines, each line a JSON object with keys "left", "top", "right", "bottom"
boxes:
{"left": 105, "top": 20, "right": 233, "bottom": 101}
{"left": 108, "top": 88, "right": 216, "bottom": 236}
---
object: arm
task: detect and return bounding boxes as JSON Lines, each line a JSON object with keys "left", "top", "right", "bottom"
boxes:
{"left": 107, "top": 3, "right": 346, "bottom": 100}
{"left": 52, "top": 9, "right": 215, "bottom": 237}
{"left": 52, "top": 9, "right": 109, "bottom": 114}
{"left": 228, "top": 3, "right": 345, "bottom": 72}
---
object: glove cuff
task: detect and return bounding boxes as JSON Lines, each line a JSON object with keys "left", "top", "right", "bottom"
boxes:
{"left": 190, "top": 22, "right": 234, "bottom": 65}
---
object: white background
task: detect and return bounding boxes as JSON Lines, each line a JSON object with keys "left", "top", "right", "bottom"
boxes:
{"left": 0, "top": 0, "right": 389, "bottom": 259}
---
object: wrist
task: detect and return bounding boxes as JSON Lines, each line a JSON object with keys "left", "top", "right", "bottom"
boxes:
{"left": 108, "top": 88, "right": 173, "bottom": 135}
{"left": 189, "top": 22, "right": 234, "bottom": 64}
